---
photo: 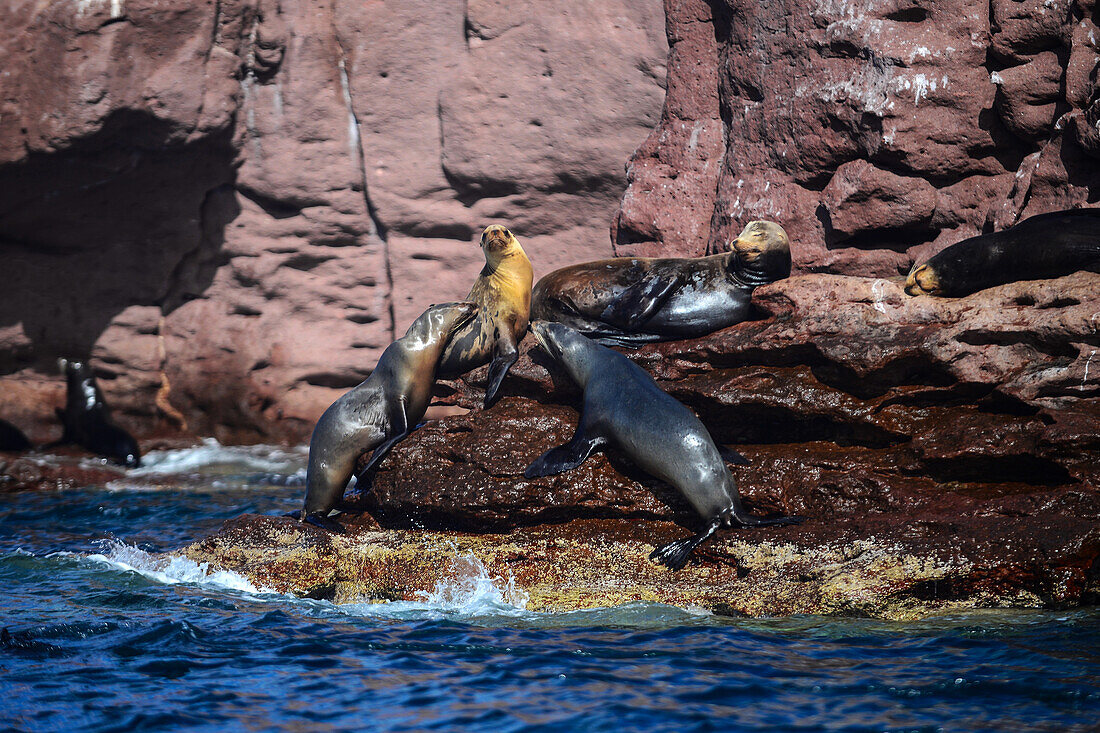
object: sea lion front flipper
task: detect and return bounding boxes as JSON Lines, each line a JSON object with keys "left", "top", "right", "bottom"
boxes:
{"left": 302, "top": 511, "right": 347, "bottom": 534}
{"left": 483, "top": 328, "right": 519, "bottom": 409}
{"left": 524, "top": 428, "right": 605, "bottom": 478}
{"left": 731, "top": 512, "right": 805, "bottom": 528}
{"left": 354, "top": 402, "right": 409, "bottom": 492}
{"left": 599, "top": 272, "right": 684, "bottom": 330}
{"left": 650, "top": 515, "right": 723, "bottom": 571}
{"left": 717, "top": 445, "right": 750, "bottom": 465}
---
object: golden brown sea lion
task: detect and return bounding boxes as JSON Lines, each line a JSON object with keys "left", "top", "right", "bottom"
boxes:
{"left": 530, "top": 221, "right": 791, "bottom": 347}
{"left": 905, "top": 209, "right": 1100, "bottom": 297}
{"left": 437, "top": 225, "right": 534, "bottom": 407}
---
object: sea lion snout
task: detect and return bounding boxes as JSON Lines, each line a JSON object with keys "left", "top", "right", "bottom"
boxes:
{"left": 530, "top": 320, "right": 569, "bottom": 361}
{"left": 904, "top": 264, "right": 941, "bottom": 296}
{"left": 729, "top": 220, "right": 790, "bottom": 260}
{"left": 480, "top": 224, "right": 515, "bottom": 254}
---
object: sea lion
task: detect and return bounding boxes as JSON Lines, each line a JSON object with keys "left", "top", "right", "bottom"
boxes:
{"left": 0, "top": 419, "right": 31, "bottom": 452}
{"left": 524, "top": 321, "right": 803, "bottom": 570}
{"left": 905, "top": 208, "right": 1100, "bottom": 297}
{"left": 55, "top": 359, "right": 141, "bottom": 467}
{"left": 530, "top": 221, "right": 791, "bottom": 347}
{"left": 436, "top": 225, "right": 533, "bottom": 407}
{"left": 296, "top": 301, "right": 478, "bottom": 531}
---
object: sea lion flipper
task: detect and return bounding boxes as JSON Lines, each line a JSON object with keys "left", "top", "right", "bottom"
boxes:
{"left": 599, "top": 272, "right": 683, "bottom": 330}
{"left": 650, "top": 516, "right": 723, "bottom": 571}
{"left": 302, "top": 512, "right": 347, "bottom": 534}
{"left": 524, "top": 429, "right": 604, "bottom": 479}
{"left": 483, "top": 331, "right": 519, "bottom": 409}
{"left": 717, "top": 445, "right": 750, "bottom": 465}
{"left": 731, "top": 513, "right": 805, "bottom": 528}
{"left": 355, "top": 403, "right": 410, "bottom": 490}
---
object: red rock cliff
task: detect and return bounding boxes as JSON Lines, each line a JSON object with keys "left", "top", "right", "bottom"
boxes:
{"left": 614, "top": 0, "right": 1100, "bottom": 271}
{"left": 0, "top": 0, "right": 667, "bottom": 442}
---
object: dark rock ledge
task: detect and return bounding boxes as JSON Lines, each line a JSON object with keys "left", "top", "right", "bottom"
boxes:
{"left": 13, "top": 273, "right": 1097, "bottom": 619}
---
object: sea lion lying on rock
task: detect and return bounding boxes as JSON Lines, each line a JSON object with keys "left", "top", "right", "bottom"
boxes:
{"left": 530, "top": 221, "right": 791, "bottom": 347}
{"left": 906, "top": 208, "right": 1100, "bottom": 297}
{"left": 524, "top": 321, "right": 803, "bottom": 570}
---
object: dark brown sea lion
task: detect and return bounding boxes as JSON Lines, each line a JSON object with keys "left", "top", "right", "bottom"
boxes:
{"left": 437, "top": 225, "right": 534, "bottom": 407}
{"left": 905, "top": 208, "right": 1100, "bottom": 297}
{"left": 55, "top": 359, "right": 140, "bottom": 467}
{"left": 530, "top": 221, "right": 791, "bottom": 347}
{"left": 296, "top": 302, "right": 478, "bottom": 531}
{"left": 524, "top": 321, "right": 803, "bottom": 570}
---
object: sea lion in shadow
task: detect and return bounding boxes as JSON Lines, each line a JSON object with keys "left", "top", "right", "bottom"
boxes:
{"left": 524, "top": 321, "right": 803, "bottom": 570}
{"left": 295, "top": 302, "right": 478, "bottom": 532}
{"left": 55, "top": 359, "right": 141, "bottom": 467}
{"left": 436, "top": 225, "right": 533, "bottom": 407}
{"left": 906, "top": 208, "right": 1100, "bottom": 297}
{"left": 0, "top": 419, "right": 31, "bottom": 452}
{"left": 530, "top": 221, "right": 791, "bottom": 347}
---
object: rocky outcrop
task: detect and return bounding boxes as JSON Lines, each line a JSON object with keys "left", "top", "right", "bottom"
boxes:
{"left": 614, "top": 0, "right": 1100, "bottom": 272}
{"left": 0, "top": 0, "right": 667, "bottom": 443}
{"left": 181, "top": 273, "right": 1100, "bottom": 618}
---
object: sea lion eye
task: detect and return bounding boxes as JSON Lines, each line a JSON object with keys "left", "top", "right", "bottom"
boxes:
{"left": 504, "top": 229, "right": 511, "bottom": 237}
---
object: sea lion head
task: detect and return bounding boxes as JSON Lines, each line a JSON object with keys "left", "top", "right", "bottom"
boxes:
{"left": 728, "top": 220, "right": 791, "bottom": 285}
{"left": 405, "top": 301, "right": 479, "bottom": 345}
{"left": 530, "top": 321, "right": 593, "bottom": 382}
{"left": 480, "top": 224, "right": 521, "bottom": 263}
{"left": 904, "top": 263, "right": 942, "bottom": 296}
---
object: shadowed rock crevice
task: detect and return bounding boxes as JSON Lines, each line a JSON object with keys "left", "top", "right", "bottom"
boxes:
{"left": 0, "top": 109, "right": 238, "bottom": 370}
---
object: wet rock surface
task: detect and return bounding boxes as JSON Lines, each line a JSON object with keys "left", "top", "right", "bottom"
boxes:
{"left": 183, "top": 273, "right": 1100, "bottom": 618}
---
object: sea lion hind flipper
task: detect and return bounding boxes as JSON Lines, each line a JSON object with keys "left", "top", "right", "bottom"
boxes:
{"left": 650, "top": 516, "right": 723, "bottom": 571}
{"left": 524, "top": 431, "right": 604, "bottom": 478}
{"left": 483, "top": 330, "right": 519, "bottom": 408}
{"left": 599, "top": 272, "right": 684, "bottom": 330}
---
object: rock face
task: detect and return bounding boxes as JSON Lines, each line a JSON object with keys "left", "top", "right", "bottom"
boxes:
{"left": 0, "top": 0, "right": 667, "bottom": 443}
{"left": 614, "top": 0, "right": 1100, "bottom": 272}
{"left": 182, "top": 273, "right": 1100, "bottom": 618}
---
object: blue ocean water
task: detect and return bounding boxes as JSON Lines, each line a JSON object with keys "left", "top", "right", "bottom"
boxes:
{"left": 1, "top": 444, "right": 1097, "bottom": 732}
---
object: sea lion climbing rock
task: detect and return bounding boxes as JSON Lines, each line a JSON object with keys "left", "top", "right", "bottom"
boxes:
{"left": 531, "top": 221, "right": 791, "bottom": 347}
{"left": 297, "top": 302, "right": 478, "bottom": 532}
{"left": 524, "top": 321, "right": 803, "bottom": 570}
{"left": 906, "top": 209, "right": 1100, "bottom": 297}
{"left": 437, "top": 225, "right": 534, "bottom": 407}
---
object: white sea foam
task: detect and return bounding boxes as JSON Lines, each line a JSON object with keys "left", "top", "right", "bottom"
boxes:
{"left": 130, "top": 438, "right": 307, "bottom": 477}
{"left": 340, "top": 550, "right": 530, "bottom": 621}
{"left": 85, "top": 541, "right": 273, "bottom": 594}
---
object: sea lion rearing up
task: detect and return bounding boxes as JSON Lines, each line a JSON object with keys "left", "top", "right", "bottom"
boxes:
{"left": 297, "top": 302, "right": 478, "bottom": 531}
{"left": 524, "top": 321, "right": 803, "bottom": 570}
{"left": 530, "top": 221, "right": 791, "bottom": 347}
{"left": 56, "top": 359, "right": 141, "bottom": 467}
{"left": 436, "top": 225, "right": 533, "bottom": 408}
{"left": 905, "top": 208, "right": 1100, "bottom": 297}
